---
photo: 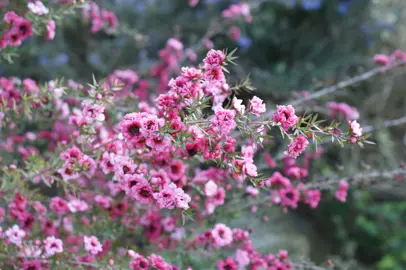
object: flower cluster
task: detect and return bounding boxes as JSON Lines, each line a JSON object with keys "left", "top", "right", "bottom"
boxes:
{"left": 374, "top": 49, "right": 406, "bottom": 66}
{"left": 327, "top": 102, "right": 360, "bottom": 120}
{"left": 1, "top": 11, "right": 33, "bottom": 48}
{"left": 222, "top": 2, "right": 252, "bottom": 23}
{"left": 0, "top": 37, "right": 375, "bottom": 269}
{"left": 82, "top": 1, "right": 118, "bottom": 34}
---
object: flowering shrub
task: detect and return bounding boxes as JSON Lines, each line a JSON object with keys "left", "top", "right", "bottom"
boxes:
{"left": 0, "top": 1, "right": 405, "bottom": 269}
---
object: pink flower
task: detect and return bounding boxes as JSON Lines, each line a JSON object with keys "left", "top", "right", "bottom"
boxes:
{"left": 305, "top": 189, "right": 321, "bottom": 208}
{"left": 58, "top": 162, "right": 79, "bottom": 181}
{"left": 60, "top": 146, "right": 83, "bottom": 162}
{"left": 204, "top": 180, "right": 218, "bottom": 197}
{"left": 348, "top": 120, "right": 362, "bottom": 137}
{"left": 217, "top": 257, "right": 238, "bottom": 270}
{"left": 374, "top": 54, "right": 390, "bottom": 66}
{"left": 174, "top": 187, "right": 191, "bottom": 210}
{"left": 327, "top": 102, "right": 359, "bottom": 120}
{"left": 90, "top": 16, "right": 103, "bottom": 33}
{"left": 335, "top": 180, "right": 349, "bottom": 202}
{"left": 167, "top": 159, "right": 186, "bottom": 181}
{"left": 235, "top": 249, "right": 250, "bottom": 267}
{"left": 212, "top": 224, "right": 233, "bottom": 247}
{"left": 273, "top": 105, "right": 299, "bottom": 131}
{"left": 68, "top": 199, "right": 89, "bottom": 213}
{"left": 249, "top": 96, "right": 266, "bottom": 116}
{"left": 279, "top": 186, "right": 300, "bottom": 208}
{"left": 264, "top": 152, "right": 277, "bottom": 168}
{"left": 50, "top": 197, "right": 70, "bottom": 213}
{"left": 203, "top": 49, "right": 226, "bottom": 69}
{"left": 286, "top": 135, "right": 309, "bottom": 159}
{"left": 266, "top": 171, "right": 291, "bottom": 188}
{"left": 210, "top": 108, "right": 236, "bottom": 136}
{"left": 101, "top": 9, "right": 118, "bottom": 34}
{"left": 81, "top": 100, "right": 105, "bottom": 124}
{"left": 44, "top": 236, "right": 63, "bottom": 257}
{"left": 129, "top": 255, "right": 150, "bottom": 269}
{"left": 27, "top": 1, "right": 49, "bottom": 15}
{"left": 229, "top": 26, "right": 241, "bottom": 41}
{"left": 243, "top": 162, "right": 258, "bottom": 177}
{"left": 4, "top": 11, "right": 19, "bottom": 25}
{"left": 148, "top": 254, "right": 172, "bottom": 270}
{"left": 189, "top": 0, "right": 199, "bottom": 7}
{"left": 83, "top": 235, "right": 103, "bottom": 255}
{"left": 133, "top": 180, "right": 154, "bottom": 204}
{"left": 23, "top": 78, "right": 39, "bottom": 94}
{"left": 153, "top": 183, "right": 176, "bottom": 209}
{"left": 246, "top": 186, "right": 259, "bottom": 196}
{"left": 5, "top": 225, "right": 25, "bottom": 246}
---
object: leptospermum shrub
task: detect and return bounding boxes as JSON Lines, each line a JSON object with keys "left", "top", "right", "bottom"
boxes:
{"left": 0, "top": 1, "right": 405, "bottom": 270}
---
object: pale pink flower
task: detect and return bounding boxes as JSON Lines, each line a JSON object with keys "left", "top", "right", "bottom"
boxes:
{"left": 68, "top": 199, "right": 89, "bottom": 213}
{"left": 232, "top": 97, "right": 245, "bottom": 114}
{"left": 44, "top": 236, "right": 63, "bottom": 257}
{"left": 189, "top": 0, "right": 199, "bottom": 7}
{"left": 174, "top": 186, "right": 191, "bottom": 210}
{"left": 235, "top": 249, "right": 250, "bottom": 267}
{"left": 84, "top": 235, "right": 103, "bottom": 255}
{"left": 249, "top": 96, "right": 266, "bottom": 116}
{"left": 246, "top": 186, "right": 259, "bottom": 196}
{"left": 349, "top": 120, "right": 362, "bottom": 137}
{"left": 204, "top": 180, "right": 218, "bottom": 197}
{"left": 153, "top": 183, "right": 176, "bottom": 209}
{"left": 243, "top": 162, "right": 258, "bottom": 177}
{"left": 5, "top": 225, "right": 25, "bottom": 246}
{"left": 212, "top": 224, "right": 233, "bottom": 247}
{"left": 27, "top": 1, "right": 49, "bottom": 15}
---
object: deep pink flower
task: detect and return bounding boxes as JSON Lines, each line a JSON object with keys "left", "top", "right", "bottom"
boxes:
{"left": 133, "top": 180, "right": 154, "bottom": 204}
{"left": 217, "top": 257, "right": 238, "bottom": 270}
{"left": 50, "top": 197, "right": 70, "bottom": 213}
{"left": 266, "top": 172, "right": 291, "bottom": 188}
{"left": 286, "top": 135, "right": 309, "bottom": 159}
{"left": 129, "top": 255, "right": 150, "bottom": 269}
{"left": 279, "top": 186, "right": 300, "bottom": 209}
{"left": 305, "top": 189, "right": 321, "bottom": 208}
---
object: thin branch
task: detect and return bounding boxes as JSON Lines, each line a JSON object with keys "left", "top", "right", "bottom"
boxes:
{"left": 289, "top": 61, "right": 406, "bottom": 107}
{"left": 307, "top": 168, "right": 406, "bottom": 191}
{"left": 291, "top": 262, "right": 329, "bottom": 270}
{"left": 363, "top": 115, "right": 406, "bottom": 133}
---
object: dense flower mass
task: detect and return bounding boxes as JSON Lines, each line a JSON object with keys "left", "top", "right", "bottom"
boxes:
{"left": 0, "top": 1, "right": 395, "bottom": 269}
